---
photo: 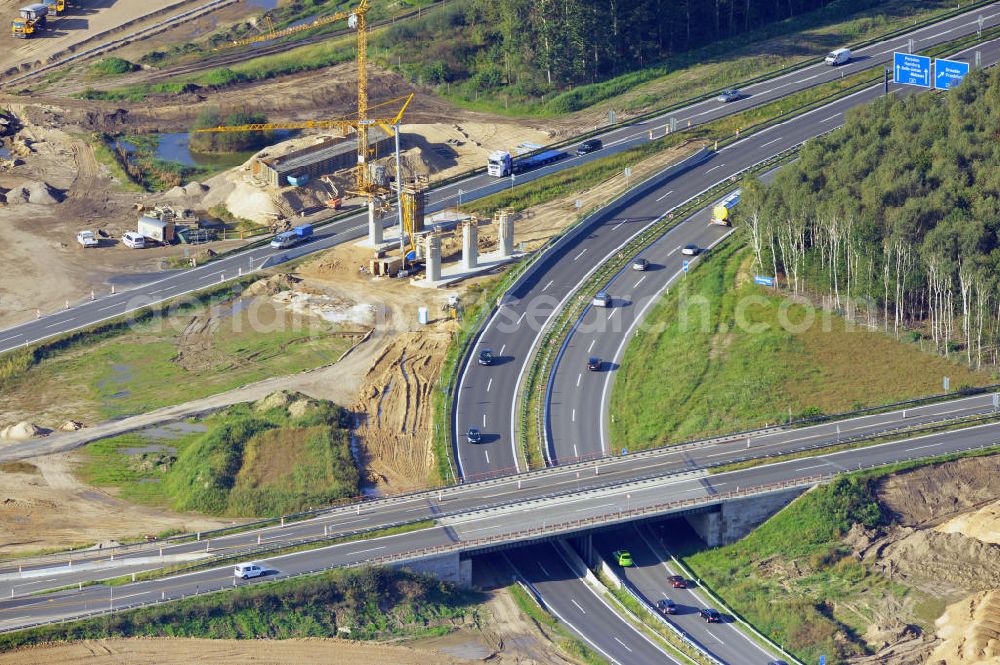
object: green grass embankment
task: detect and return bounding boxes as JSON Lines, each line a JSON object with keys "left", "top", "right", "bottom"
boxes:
{"left": 680, "top": 446, "right": 1000, "bottom": 664}
{"left": 0, "top": 567, "right": 482, "bottom": 650}
{"left": 79, "top": 397, "right": 358, "bottom": 517}
{"left": 610, "top": 243, "right": 992, "bottom": 450}
{"left": 1, "top": 286, "right": 359, "bottom": 423}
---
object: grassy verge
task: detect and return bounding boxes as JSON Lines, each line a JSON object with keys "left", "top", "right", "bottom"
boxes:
{"left": 83, "top": 133, "right": 145, "bottom": 192}
{"left": 1, "top": 282, "right": 360, "bottom": 423}
{"left": 0, "top": 566, "right": 481, "bottom": 649}
{"left": 610, "top": 243, "right": 993, "bottom": 451}
{"left": 508, "top": 583, "right": 608, "bottom": 665}
{"left": 78, "top": 397, "right": 357, "bottom": 517}
{"left": 679, "top": 446, "right": 1000, "bottom": 664}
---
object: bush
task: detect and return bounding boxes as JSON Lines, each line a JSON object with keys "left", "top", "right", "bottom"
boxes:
{"left": 90, "top": 57, "right": 138, "bottom": 76}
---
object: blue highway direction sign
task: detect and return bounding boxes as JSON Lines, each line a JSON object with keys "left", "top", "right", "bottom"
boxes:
{"left": 935, "top": 58, "right": 970, "bottom": 89}
{"left": 754, "top": 275, "right": 775, "bottom": 287}
{"left": 893, "top": 52, "right": 931, "bottom": 88}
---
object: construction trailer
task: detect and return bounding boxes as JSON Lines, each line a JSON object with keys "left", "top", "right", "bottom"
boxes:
{"left": 252, "top": 129, "right": 391, "bottom": 188}
{"left": 11, "top": 3, "right": 47, "bottom": 38}
{"left": 138, "top": 216, "right": 175, "bottom": 244}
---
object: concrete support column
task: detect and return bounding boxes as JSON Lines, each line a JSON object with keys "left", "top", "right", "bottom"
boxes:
{"left": 462, "top": 219, "right": 478, "bottom": 270}
{"left": 368, "top": 198, "right": 383, "bottom": 246}
{"left": 685, "top": 510, "right": 723, "bottom": 548}
{"left": 497, "top": 210, "right": 514, "bottom": 257}
{"left": 425, "top": 234, "right": 441, "bottom": 282}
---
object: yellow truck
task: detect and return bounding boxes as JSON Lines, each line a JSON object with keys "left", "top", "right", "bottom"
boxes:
{"left": 42, "top": 0, "right": 65, "bottom": 16}
{"left": 11, "top": 3, "right": 47, "bottom": 38}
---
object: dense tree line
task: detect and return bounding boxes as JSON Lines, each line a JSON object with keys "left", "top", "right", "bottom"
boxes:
{"left": 380, "top": 0, "right": 881, "bottom": 108}
{"left": 742, "top": 68, "right": 1000, "bottom": 369}
{"left": 189, "top": 107, "right": 272, "bottom": 154}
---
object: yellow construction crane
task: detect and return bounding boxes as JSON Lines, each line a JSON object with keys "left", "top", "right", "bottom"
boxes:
{"left": 211, "top": 0, "right": 378, "bottom": 195}
{"left": 195, "top": 92, "right": 413, "bottom": 194}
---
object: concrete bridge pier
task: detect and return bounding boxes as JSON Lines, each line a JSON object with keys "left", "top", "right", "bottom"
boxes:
{"left": 685, "top": 486, "right": 807, "bottom": 547}
{"left": 368, "top": 199, "right": 383, "bottom": 246}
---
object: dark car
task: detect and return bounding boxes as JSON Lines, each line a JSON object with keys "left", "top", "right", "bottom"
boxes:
{"left": 767, "top": 661, "right": 789, "bottom": 665}
{"left": 466, "top": 427, "right": 482, "bottom": 444}
{"left": 668, "top": 575, "right": 687, "bottom": 589}
{"left": 631, "top": 258, "right": 649, "bottom": 271}
{"left": 655, "top": 598, "right": 677, "bottom": 615}
{"left": 699, "top": 608, "right": 722, "bottom": 623}
{"left": 587, "top": 357, "right": 602, "bottom": 371}
{"left": 478, "top": 348, "right": 494, "bottom": 366}
{"left": 576, "top": 138, "right": 603, "bottom": 156}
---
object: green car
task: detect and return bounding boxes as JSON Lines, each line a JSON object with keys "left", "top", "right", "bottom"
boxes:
{"left": 612, "top": 550, "right": 633, "bottom": 567}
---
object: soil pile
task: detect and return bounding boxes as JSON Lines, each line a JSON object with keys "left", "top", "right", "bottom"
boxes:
{"left": 874, "top": 527, "right": 1000, "bottom": 597}
{"left": 876, "top": 455, "right": 1000, "bottom": 527}
{"left": 930, "top": 591, "right": 1000, "bottom": 665}
{"left": 0, "top": 422, "right": 46, "bottom": 440}
{"left": 352, "top": 332, "right": 450, "bottom": 491}
{"left": 3, "top": 180, "right": 62, "bottom": 205}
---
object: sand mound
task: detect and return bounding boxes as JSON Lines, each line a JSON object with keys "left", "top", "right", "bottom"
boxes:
{"left": 0, "top": 422, "right": 46, "bottom": 440}
{"left": 253, "top": 390, "right": 314, "bottom": 415}
{"left": 184, "top": 182, "right": 209, "bottom": 196}
{"left": 244, "top": 273, "right": 297, "bottom": 297}
{"left": 3, "top": 180, "right": 62, "bottom": 205}
{"left": 938, "top": 500, "right": 1000, "bottom": 546}
{"left": 58, "top": 420, "right": 83, "bottom": 432}
{"left": 875, "top": 526, "right": 1000, "bottom": 596}
{"left": 163, "top": 185, "right": 186, "bottom": 198}
{"left": 930, "top": 591, "right": 1000, "bottom": 665}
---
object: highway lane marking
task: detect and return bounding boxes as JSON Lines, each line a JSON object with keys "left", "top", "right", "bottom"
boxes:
{"left": 0, "top": 335, "right": 22, "bottom": 344}
{"left": 96, "top": 302, "right": 123, "bottom": 312}
{"left": 573, "top": 444, "right": 579, "bottom": 457}
{"left": 611, "top": 220, "right": 627, "bottom": 231}
{"left": 44, "top": 319, "right": 74, "bottom": 329}
{"left": 516, "top": 312, "right": 526, "bottom": 325}
{"left": 797, "top": 463, "right": 829, "bottom": 471}
{"left": 760, "top": 136, "right": 783, "bottom": 148}
{"left": 820, "top": 113, "right": 841, "bottom": 123}
{"left": 346, "top": 545, "right": 387, "bottom": 556}
{"left": 905, "top": 441, "right": 943, "bottom": 452}
{"left": 588, "top": 340, "right": 596, "bottom": 352}
{"left": 570, "top": 599, "right": 587, "bottom": 614}
{"left": 705, "top": 164, "right": 725, "bottom": 173}
{"left": 655, "top": 190, "right": 673, "bottom": 202}
{"left": 543, "top": 280, "right": 553, "bottom": 291}
{"left": 613, "top": 637, "right": 633, "bottom": 652}
{"left": 704, "top": 628, "right": 724, "bottom": 644}
{"left": 148, "top": 287, "right": 168, "bottom": 295}
{"left": 572, "top": 409, "right": 576, "bottom": 422}
{"left": 483, "top": 414, "right": 487, "bottom": 427}
{"left": 573, "top": 248, "right": 589, "bottom": 261}
{"left": 487, "top": 378, "right": 493, "bottom": 392}
{"left": 484, "top": 449, "right": 490, "bottom": 464}
{"left": 926, "top": 28, "right": 954, "bottom": 39}
{"left": 499, "top": 344, "right": 506, "bottom": 356}
{"left": 576, "top": 373, "right": 582, "bottom": 387}
{"left": 666, "top": 246, "right": 679, "bottom": 256}
{"left": 576, "top": 503, "right": 615, "bottom": 512}
{"left": 117, "top": 591, "right": 152, "bottom": 600}
{"left": 796, "top": 73, "right": 821, "bottom": 83}
{"left": 607, "top": 309, "right": 618, "bottom": 319}
{"left": 538, "top": 562, "right": 550, "bottom": 576}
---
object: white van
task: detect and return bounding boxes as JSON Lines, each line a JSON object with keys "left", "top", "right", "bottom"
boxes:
{"left": 122, "top": 231, "right": 145, "bottom": 249}
{"left": 234, "top": 562, "right": 265, "bottom": 579}
{"left": 825, "top": 48, "right": 851, "bottom": 66}
{"left": 593, "top": 291, "right": 611, "bottom": 307}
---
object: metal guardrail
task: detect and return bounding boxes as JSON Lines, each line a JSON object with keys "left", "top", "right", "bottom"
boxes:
{"left": 7, "top": 437, "right": 1000, "bottom": 634}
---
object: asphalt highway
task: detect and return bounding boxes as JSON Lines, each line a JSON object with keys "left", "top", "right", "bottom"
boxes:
{"left": 1, "top": 390, "right": 995, "bottom": 598}
{"left": 594, "top": 524, "right": 782, "bottom": 665}
{"left": 3, "top": 2, "right": 999, "bottom": 352}
{"left": 454, "top": 33, "right": 1000, "bottom": 480}
{"left": 4, "top": 417, "right": 1000, "bottom": 634}
{"left": 507, "top": 542, "right": 678, "bottom": 665}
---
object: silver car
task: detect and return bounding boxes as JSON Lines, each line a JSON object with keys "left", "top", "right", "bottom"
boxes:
{"left": 717, "top": 89, "right": 740, "bottom": 103}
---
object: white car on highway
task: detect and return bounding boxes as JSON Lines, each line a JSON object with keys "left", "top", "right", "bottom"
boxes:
{"left": 234, "top": 562, "right": 265, "bottom": 579}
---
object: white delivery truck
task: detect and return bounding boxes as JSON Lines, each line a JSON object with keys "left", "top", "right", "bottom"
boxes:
{"left": 825, "top": 48, "right": 851, "bottom": 66}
